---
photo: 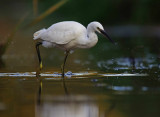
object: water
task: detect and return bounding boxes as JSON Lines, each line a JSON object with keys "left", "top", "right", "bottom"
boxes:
{"left": 0, "top": 50, "right": 160, "bottom": 117}
{"left": 0, "top": 68, "right": 160, "bottom": 117}
{"left": 1, "top": 40, "right": 160, "bottom": 117}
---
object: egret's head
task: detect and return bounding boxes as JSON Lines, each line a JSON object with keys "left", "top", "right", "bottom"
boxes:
{"left": 88, "top": 22, "right": 104, "bottom": 32}
{"left": 88, "top": 21, "right": 115, "bottom": 45}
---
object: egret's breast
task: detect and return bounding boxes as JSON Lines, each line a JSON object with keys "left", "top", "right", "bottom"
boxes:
{"left": 42, "top": 41, "right": 55, "bottom": 48}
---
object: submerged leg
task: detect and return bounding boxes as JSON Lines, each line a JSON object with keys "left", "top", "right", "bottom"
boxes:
{"left": 61, "top": 50, "right": 70, "bottom": 77}
{"left": 36, "top": 42, "right": 43, "bottom": 70}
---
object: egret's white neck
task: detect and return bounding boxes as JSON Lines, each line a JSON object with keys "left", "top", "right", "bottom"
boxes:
{"left": 85, "top": 27, "right": 98, "bottom": 48}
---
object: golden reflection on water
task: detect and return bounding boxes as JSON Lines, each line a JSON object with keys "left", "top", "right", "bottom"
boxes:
{"left": 35, "top": 79, "right": 117, "bottom": 117}
{"left": 0, "top": 71, "right": 160, "bottom": 117}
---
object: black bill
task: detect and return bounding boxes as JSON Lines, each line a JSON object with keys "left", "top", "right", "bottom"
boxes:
{"left": 98, "top": 28, "right": 115, "bottom": 45}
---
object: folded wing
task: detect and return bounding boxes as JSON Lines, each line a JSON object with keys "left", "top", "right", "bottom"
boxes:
{"left": 42, "top": 21, "right": 86, "bottom": 45}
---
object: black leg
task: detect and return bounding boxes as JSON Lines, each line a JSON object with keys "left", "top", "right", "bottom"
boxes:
{"left": 61, "top": 50, "right": 70, "bottom": 77}
{"left": 36, "top": 42, "right": 42, "bottom": 70}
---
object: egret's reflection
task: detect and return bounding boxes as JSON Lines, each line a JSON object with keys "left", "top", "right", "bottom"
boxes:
{"left": 36, "top": 76, "right": 69, "bottom": 106}
{"left": 37, "top": 80, "right": 42, "bottom": 105}
{"left": 36, "top": 79, "right": 42, "bottom": 117}
{"left": 37, "top": 96, "right": 99, "bottom": 117}
{"left": 36, "top": 77, "right": 115, "bottom": 117}
{"left": 62, "top": 78, "right": 69, "bottom": 95}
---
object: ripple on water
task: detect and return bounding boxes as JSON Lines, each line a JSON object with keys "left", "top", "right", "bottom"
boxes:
{"left": 0, "top": 71, "right": 148, "bottom": 79}
{"left": 97, "top": 55, "right": 159, "bottom": 70}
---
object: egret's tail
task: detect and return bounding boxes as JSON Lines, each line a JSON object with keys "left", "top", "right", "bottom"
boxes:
{"left": 33, "top": 29, "right": 46, "bottom": 40}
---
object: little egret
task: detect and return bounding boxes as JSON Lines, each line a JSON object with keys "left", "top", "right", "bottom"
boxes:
{"left": 33, "top": 21, "right": 115, "bottom": 77}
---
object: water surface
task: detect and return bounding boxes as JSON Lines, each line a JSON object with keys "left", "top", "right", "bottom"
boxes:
{"left": 0, "top": 68, "right": 160, "bottom": 117}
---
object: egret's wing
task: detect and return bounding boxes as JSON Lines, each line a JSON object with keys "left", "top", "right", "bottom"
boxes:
{"left": 43, "top": 22, "right": 86, "bottom": 44}
{"left": 46, "top": 29, "right": 77, "bottom": 44}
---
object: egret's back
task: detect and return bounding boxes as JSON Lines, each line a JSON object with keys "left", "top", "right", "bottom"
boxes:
{"left": 33, "top": 21, "right": 86, "bottom": 45}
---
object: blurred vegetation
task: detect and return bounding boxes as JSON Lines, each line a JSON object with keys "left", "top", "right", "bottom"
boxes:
{"left": 28, "top": 0, "right": 68, "bottom": 27}
{"left": 0, "top": 0, "right": 160, "bottom": 71}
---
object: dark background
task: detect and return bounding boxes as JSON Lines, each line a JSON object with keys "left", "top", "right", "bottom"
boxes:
{"left": 0, "top": 0, "right": 160, "bottom": 72}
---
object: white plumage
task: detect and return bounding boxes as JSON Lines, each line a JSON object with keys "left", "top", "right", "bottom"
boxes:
{"left": 33, "top": 21, "right": 108, "bottom": 50}
{"left": 34, "top": 21, "right": 114, "bottom": 77}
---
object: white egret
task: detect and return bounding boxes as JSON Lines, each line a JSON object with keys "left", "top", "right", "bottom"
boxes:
{"left": 33, "top": 21, "right": 115, "bottom": 77}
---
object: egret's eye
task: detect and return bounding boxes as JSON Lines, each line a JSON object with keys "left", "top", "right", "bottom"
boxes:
{"left": 97, "top": 27, "right": 100, "bottom": 31}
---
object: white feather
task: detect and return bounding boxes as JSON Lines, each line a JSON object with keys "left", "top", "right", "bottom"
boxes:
{"left": 33, "top": 21, "right": 107, "bottom": 50}
{"left": 33, "top": 28, "right": 46, "bottom": 40}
